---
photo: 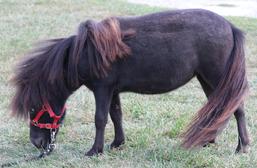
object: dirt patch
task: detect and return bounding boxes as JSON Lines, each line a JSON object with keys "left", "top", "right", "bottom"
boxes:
{"left": 127, "top": 0, "right": 257, "bottom": 18}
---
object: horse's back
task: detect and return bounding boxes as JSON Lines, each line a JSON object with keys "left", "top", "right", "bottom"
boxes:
{"left": 112, "top": 9, "right": 234, "bottom": 93}
{"left": 119, "top": 9, "right": 231, "bottom": 33}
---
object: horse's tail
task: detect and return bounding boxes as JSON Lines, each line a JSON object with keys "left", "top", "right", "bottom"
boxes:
{"left": 181, "top": 25, "right": 249, "bottom": 148}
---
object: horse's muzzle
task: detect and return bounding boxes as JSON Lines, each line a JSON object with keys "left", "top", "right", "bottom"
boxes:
{"left": 30, "top": 137, "right": 48, "bottom": 149}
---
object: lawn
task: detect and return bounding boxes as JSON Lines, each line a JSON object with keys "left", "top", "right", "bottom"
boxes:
{"left": 0, "top": 0, "right": 256, "bottom": 167}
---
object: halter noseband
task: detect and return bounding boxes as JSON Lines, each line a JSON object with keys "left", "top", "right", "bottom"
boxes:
{"left": 31, "top": 102, "right": 66, "bottom": 129}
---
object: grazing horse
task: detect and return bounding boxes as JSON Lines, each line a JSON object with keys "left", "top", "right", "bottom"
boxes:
{"left": 11, "top": 9, "right": 249, "bottom": 156}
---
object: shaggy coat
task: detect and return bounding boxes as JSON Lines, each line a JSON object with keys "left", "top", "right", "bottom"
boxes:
{"left": 11, "top": 9, "right": 249, "bottom": 156}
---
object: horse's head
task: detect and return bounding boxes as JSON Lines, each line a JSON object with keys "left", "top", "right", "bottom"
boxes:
{"left": 29, "top": 101, "right": 66, "bottom": 150}
{"left": 12, "top": 84, "right": 68, "bottom": 151}
{"left": 10, "top": 37, "right": 76, "bottom": 151}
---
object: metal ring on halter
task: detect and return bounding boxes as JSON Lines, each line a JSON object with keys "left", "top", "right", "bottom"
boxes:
{"left": 49, "top": 129, "right": 57, "bottom": 150}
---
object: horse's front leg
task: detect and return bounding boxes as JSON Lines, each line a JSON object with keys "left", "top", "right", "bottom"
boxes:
{"left": 109, "top": 94, "right": 125, "bottom": 149}
{"left": 86, "top": 87, "right": 113, "bottom": 156}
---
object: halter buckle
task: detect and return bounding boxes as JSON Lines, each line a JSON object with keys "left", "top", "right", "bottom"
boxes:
{"left": 45, "top": 124, "right": 52, "bottom": 129}
{"left": 32, "top": 120, "right": 38, "bottom": 126}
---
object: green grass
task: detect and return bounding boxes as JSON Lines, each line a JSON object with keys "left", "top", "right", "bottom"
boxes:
{"left": 0, "top": 0, "right": 257, "bottom": 167}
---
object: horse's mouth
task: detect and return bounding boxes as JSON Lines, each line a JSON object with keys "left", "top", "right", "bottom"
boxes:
{"left": 39, "top": 143, "right": 56, "bottom": 158}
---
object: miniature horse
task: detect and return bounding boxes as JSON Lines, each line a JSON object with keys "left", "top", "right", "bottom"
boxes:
{"left": 11, "top": 9, "right": 249, "bottom": 156}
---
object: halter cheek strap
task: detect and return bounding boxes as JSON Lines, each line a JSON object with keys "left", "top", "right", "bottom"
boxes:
{"left": 31, "top": 102, "right": 66, "bottom": 129}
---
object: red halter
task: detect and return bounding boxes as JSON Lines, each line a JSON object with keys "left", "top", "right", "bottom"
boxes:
{"left": 31, "top": 102, "right": 66, "bottom": 129}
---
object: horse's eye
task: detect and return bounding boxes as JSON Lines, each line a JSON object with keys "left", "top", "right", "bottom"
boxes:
{"left": 30, "top": 108, "right": 35, "bottom": 113}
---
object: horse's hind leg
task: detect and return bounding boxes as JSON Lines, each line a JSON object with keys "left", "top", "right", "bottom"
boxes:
{"left": 197, "top": 74, "right": 249, "bottom": 152}
{"left": 197, "top": 75, "right": 216, "bottom": 144}
{"left": 109, "top": 94, "right": 125, "bottom": 149}
{"left": 234, "top": 106, "right": 249, "bottom": 153}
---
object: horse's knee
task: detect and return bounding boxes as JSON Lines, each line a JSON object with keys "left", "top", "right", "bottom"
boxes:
{"left": 95, "top": 115, "right": 108, "bottom": 129}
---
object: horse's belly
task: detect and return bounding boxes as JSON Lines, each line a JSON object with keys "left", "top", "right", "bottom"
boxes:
{"left": 122, "top": 82, "right": 175, "bottom": 94}
{"left": 119, "top": 73, "right": 194, "bottom": 94}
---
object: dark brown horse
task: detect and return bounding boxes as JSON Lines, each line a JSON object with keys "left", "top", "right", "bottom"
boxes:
{"left": 11, "top": 9, "right": 249, "bottom": 156}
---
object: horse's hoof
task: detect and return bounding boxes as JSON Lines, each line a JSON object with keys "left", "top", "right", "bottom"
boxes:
{"left": 85, "top": 148, "right": 103, "bottom": 156}
{"left": 203, "top": 140, "right": 216, "bottom": 147}
{"left": 235, "top": 145, "right": 249, "bottom": 154}
{"left": 110, "top": 139, "right": 125, "bottom": 149}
